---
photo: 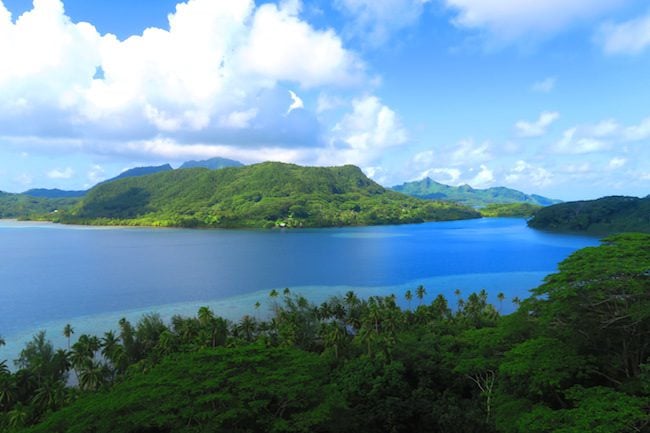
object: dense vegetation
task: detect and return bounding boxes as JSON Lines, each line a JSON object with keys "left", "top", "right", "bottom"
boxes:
{"left": 0, "top": 192, "right": 79, "bottom": 219}
{"left": 392, "top": 177, "right": 560, "bottom": 208}
{"left": 528, "top": 195, "right": 650, "bottom": 234}
{"left": 479, "top": 203, "right": 542, "bottom": 218}
{"left": 56, "top": 162, "right": 480, "bottom": 228}
{"left": 1, "top": 233, "right": 648, "bottom": 432}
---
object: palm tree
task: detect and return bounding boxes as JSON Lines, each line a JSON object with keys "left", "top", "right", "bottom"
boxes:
{"left": 197, "top": 306, "right": 214, "bottom": 325}
{"left": 254, "top": 301, "right": 261, "bottom": 320}
{"left": 79, "top": 359, "right": 108, "bottom": 391}
{"left": 512, "top": 296, "right": 521, "bottom": 307}
{"left": 404, "top": 290, "right": 413, "bottom": 310}
{"left": 63, "top": 324, "right": 74, "bottom": 350}
{"left": 237, "top": 315, "right": 257, "bottom": 342}
{"left": 497, "top": 292, "right": 505, "bottom": 313}
{"left": 269, "top": 289, "right": 279, "bottom": 298}
{"left": 0, "top": 335, "right": 5, "bottom": 347}
{"left": 416, "top": 285, "right": 427, "bottom": 306}
{"left": 283, "top": 287, "right": 291, "bottom": 296}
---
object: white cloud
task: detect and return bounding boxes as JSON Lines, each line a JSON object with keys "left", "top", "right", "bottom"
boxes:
{"left": 515, "top": 111, "right": 559, "bottom": 137}
{"left": 47, "top": 167, "right": 74, "bottom": 179}
{"left": 449, "top": 139, "right": 491, "bottom": 165}
{"left": 600, "top": 12, "right": 650, "bottom": 55}
{"left": 87, "top": 164, "right": 105, "bottom": 184}
{"left": 554, "top": 127, "right": 609, "bottom": 154}
{"left": 417, "top": 167, "right": 462, "bottom": 184}
{"left": 531, "top": 77, "right": 556, "bottom": 93}
{"left": 287, "top": 90, "right": 304, "bottom": 114}
{"left": 608, "top": 157, "right": 627, "bottom": 169}
{"left": 468, "top": 164, "right": 494, "bottom": 187}
{"left": 334, "top": 0, "right": 429, "bottom": 46}
{"left": 505, "top": 160, "right": 553, "bottom": 187}
{"left": 623, "top": 117, "right": 650, "bottom": 141}
{"left": 333, "top": 95, "right": 408, "bottom": 151}
{"left": 316, "top": 93, "right": 345, "bottom": 114}
{"left": 444, "top": 0, "right": 625, "bottom": 43}
{"left": 238, "top": 1, "right": 364, "bottom": 87}
{"left": 218, "top": 108, "right": 259, "bottom": 129}
{"left": 0, "top": 0, "right": 365, "bottom": 158}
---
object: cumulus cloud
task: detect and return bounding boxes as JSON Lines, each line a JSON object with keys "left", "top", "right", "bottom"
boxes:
{"left": 0, "top": 0, "right": 365, "bottom": 157}
{"left": 515, "top": 111, "right": 559, "bottom": 137}
{"left": 531, "top": 77, "right": 556, "bottom": 93}
{"left": 623, "top": 117, "right": 650, "bottom": 141}
{"left": 449, "top": 139, "right": 491, "bottom": 165}
{"left": 47, "top": 167, "right": 74, "bottom": 179}
{"left": 333, "top": 95, "right": 408, "bottom": 151}
{"left": 334, "top": 0, "right": 429, "bottom": 46}
{"left": 443, "top": 0, "right": 625, "bottom": 43}
{"left": 600, "top": 12, "right": 650, "bottom": 55}
{"left": 467, "top": 164, "right": 494, "bottom": 187}
{"left": 554, "top": 127, "right": 609, "bottom": 154}
{"left": 505, "top": 160, "right": 553, "bottom": 188}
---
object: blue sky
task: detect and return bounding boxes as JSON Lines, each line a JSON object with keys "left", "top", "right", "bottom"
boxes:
{"left": 0, "top": 0, "right": 649, "bottom": 200}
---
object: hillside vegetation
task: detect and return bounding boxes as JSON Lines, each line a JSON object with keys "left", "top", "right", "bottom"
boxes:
{"left": 57, "top": 162, "right": 480, "bottom": 228}
{"left": 528, "top": 195, "right": 650, "bottom": 234}
{"left": 0, "top": 192, "right": 79, "bottom": 219}
{"left": 392, "top": 177, "right": 559, "bottom": 208}
{"left": 2, "top": 234, "right": 648, "bottom": 432}
{"left": 479, "top": 203, "right": 542, "bottom": 218}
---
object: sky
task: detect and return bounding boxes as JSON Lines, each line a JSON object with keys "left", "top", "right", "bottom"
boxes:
{"left": 0, "top": 0, "right": 649, "bottom": 200}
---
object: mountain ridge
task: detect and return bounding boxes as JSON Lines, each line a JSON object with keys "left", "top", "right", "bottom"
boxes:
{"left": 58, "top": 162, "right": 481, "bottom": 228}
{"left": 391, "top": 177, "right": 560, "bottom": 208}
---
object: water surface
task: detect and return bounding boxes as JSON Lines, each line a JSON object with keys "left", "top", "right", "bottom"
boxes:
{"left": 0, "top": 218, "right": 598, "bottom": 363}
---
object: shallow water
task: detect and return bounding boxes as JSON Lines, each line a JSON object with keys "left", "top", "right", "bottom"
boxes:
{"left": 0, "top": 218, "right": 598, "bottom": 364}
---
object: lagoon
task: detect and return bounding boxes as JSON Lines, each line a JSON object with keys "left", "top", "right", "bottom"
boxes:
{"left": 0, "top": 218, "right": 598, "bottom": 363}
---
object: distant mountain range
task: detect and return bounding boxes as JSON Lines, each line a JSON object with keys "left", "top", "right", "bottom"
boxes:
{"left": 100, "top": 164, "right": 173, "bottom": 185}
{"left": 179, "top": 157, "right": 243, "bottom": 170}
{"left": 57, "top": 162, "right": 480, "bottom": 228}
{"left": 527, "top": 195, "right": 650, "bottom": 235}
{"left": 19, "top": 158, "right": 244, "bottom": 199}
{"left": 22, "top": 188, "right": 87, "bottom": 198}
{"left": 391, "top": 177, "right": 561, "bottom": 208}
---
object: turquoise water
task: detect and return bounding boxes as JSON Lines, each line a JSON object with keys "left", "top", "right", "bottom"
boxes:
{"left": 0, "top": 218, "right": 598, "bottom": 364}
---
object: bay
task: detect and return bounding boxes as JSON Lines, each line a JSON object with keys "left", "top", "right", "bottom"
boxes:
{"left": 0, "top": 218, "right": 598, "bottom": 364}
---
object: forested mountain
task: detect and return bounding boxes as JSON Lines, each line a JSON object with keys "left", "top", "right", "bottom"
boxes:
{"left": 392, "top": 177, "right": 560, "bottom": 207}
{"left": 179, "top": 156, "right": 243, "bottom": 170}
{"left": 3, "top": 233, "right": 648, "bottom": 432}
{"left": 0, "top": 191, "right": 79, "bottom": 218}
{"left": 99, "top": 164, "right": 173, "bottom": 185}
{"left": 58, "top": 162, "right": 480, "bottom": 228}
{"left": 22, "top": 189, "right": 86, "bottom": 199}
{"left": 528, "top": 195, "right": 650, "bottom": 234}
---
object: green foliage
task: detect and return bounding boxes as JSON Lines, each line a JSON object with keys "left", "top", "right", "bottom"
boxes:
{"left": 23, "top": 345, "right": 340, "bottom": 433}
{"left": 0, "top": 192, "right": 79, "bottom": 219}
{"left": 528, "top": 195, "right": 650, "bottom": 234}
{"left": 57, "top": 162, "right": 480, "bottom": 228}
{"left": 392, "top": 177, "right": 560, "bottom": 207}
{"left": 3, "top": 234, "right": 649, "bottom": 432}
{"left": 479, "top": 203, "right": 542, "bottom": 217}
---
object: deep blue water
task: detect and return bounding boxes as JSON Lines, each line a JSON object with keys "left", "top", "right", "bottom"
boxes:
{"left": 0, "top": 218, "right": 598, "bottom": 363}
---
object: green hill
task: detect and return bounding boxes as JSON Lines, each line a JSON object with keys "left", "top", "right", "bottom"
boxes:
{"left": 57, "top": 162, "right": 480, "bottom": 228}
{"left": 527, "top": 195, "right": 650, "bottom": 234}
{"left": 0, "top": 191, "right": 80, "bottom": 219}
{"left": 391, "top": 177, "right": 560, "bottom": 208}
